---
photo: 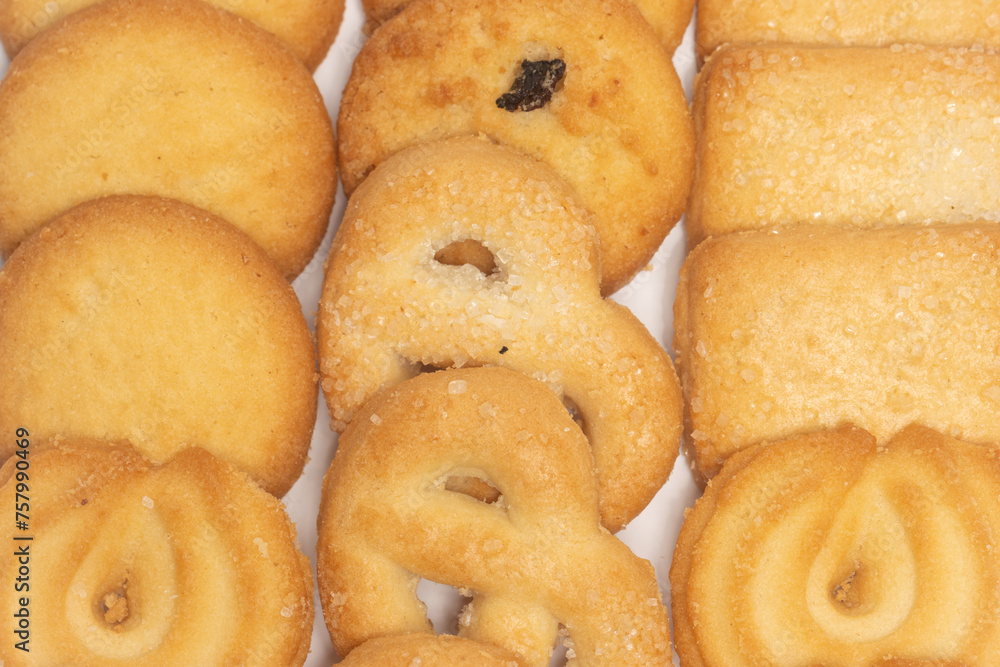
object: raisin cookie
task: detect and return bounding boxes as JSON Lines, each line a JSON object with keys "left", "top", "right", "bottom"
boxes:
{"left": 337, "top": 0, "right": 694, "bottom": 295}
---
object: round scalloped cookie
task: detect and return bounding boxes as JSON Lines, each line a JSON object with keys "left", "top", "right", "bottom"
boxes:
{"left": 337, "top": 0, "right": 694, "bottom": 295}
{"left": 0, "top": 0, "right": 337, "bottom": 279}
{"left": 0, "top": 196, "right": 318, "bottom": 497}
{"left": 0, "top": 439, "right": 315, "bottom": 666}
{"left": 359, "top": 0, "right": 694, "bottom": 54}
{"left": 0, "top": 0, "right": 344, "bottom": 68}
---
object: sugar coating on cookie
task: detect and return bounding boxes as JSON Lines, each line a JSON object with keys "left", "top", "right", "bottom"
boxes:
{"left": 671, "top": 424, "right": 1000, "bottom": 665}
{"left": 688, "top": 44, "right": 1000, "bottom": 247}
{"left": 317, "top": 367, "right": 672, "bottom": 664}
{"left": 0, "top": 0, "right": 337, "bottom": 279}
{"left": 0, "top": 195, "right": 318, "bottom": 497}
{"left": 0, "top": 0, "right": 345, "bottom": 68}
{"left": 697, "top": 0, "right": 1000, "bottom": 60}
{"left": 674, "top": 224, "right": 1000, "bottom": 483}
{"left": 318, "top": 136, "right": 682, "bottom": 532}
{"left": 0, "top": 440, "right": 315, "bottom": 666}
{"left": 337, "top": 0, "right": 694, "bottom": 295}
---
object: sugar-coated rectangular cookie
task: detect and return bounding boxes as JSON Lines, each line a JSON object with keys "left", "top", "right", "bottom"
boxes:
{"left": 696, "top": 0, "right": 1000, "bottom": 60}
{"left": 688, "top": 44, "right": 1000, "bottom": 248}
{"left": 674, "top": 224, "right": 1000, "bottom": 483}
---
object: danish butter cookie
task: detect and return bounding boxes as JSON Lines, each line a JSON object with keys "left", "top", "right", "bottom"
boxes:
{"left": 689, "top": 44, "right": 1000, "bottom": 247}
{"left": 0, "top": 0, "right": 344, "bottom": 68}
{"left": 339, "top": 634, "right": 524, "bottom": 666}
{"left": 0, "top": 196, "right": 317, "bottom": 497}
{"left": 0, "top": 0, "right": 337, "bottom": 279}
{"left": 360, "top": 0, "right": 694, "bottom": 54}
{"left": 0, "top": 439, "right": 314, "bottom": 666}
{"left": 697, "top": 0, "right": 1000, "bottom": 60}
{"left": 337, "top": 0, "right": 694, "bottom": 295}
{"left": 671, "top": 425, "right": 1000, "bottom": 666}
{"left": 674, "top": 224, "right": 1000, "bottom": 483}
{"left": 317, "top": 367, "right": 672, "bottom": 665}
{"left": 318, "top": 136, "right": 682, "bottom": 532}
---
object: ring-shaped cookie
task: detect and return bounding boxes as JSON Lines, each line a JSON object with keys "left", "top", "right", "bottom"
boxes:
{"left": 317, "top": 367, "right": 672, "bottom": 665}
{"left": 0, "top": 195, "right": 317, "bottom": 497}
{"left": 670, "top": 424, "right": 1000, "bottom": 666}
{"left": 0, "top": 0, "right": 337, "bottom": 279}
{"left": 0, "top": 439, "right": 314, "bottom": 666}
{"left": 318, "top": 136, "right": 682, "bottom": 532}
{"left": 337, "top": 0, "right": 694, "bottom": 295}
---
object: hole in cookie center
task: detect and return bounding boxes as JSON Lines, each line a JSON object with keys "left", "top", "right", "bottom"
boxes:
{"left": 97, "top": 575, "right": 132, "bottom": 630}
{"left": 434, "top": 240, "right": 498, "bottom": 276}
{"left": 445, "top": 475, "right": 503, "bottom": 505}
{"left": 830, "top": 561, "right": 874, "bottom": 615}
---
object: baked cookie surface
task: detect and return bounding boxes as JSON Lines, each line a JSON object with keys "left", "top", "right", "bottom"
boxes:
{"left": 338, "top": 634, "right": 524, "bottom": 666}
{"left": 337, "top": 0, "right": 694, "bottom": 295}
{"left": 0, "top": 0, "right": 345, "bottom": 68}
{"left": 318, "top": 136, "right": 682, "bottom": 532}
{"left": 0, "top": 196, "right": 317, "bottom": 497}
{"left": 361, "top": 0, "right": 694, "bottom": 54}
{"left": 674, "top": 224, "right": 1000, "bottom": 482}
{"left": 0, "top": 439, "right": 315, "bottom": 666}
{"left": 671, "top": 424, "right": 1000, "bottom": 666}
{"left": 689, "top": 44, "right": 1000, "bottom": 247}
{"left": 317, "top": 367, "right": 672, "bottom": 665}
{"left": 697, "top": 0, "right": 1000, "bottom": 59}
{"left": 0, "top": 0, "right": 337, "bottom": 279}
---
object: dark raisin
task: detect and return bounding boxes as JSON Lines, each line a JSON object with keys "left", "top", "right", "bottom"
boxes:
{"left": 496, "top": 59, "right": 566, "bottom": 112}
{"left": 499, "top": 346, "right": 508, "bottom": 354}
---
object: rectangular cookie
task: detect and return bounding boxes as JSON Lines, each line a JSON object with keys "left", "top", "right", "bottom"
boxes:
{"left": 688, "top": 44, "right": 1000, "bottom": 248}
{"left": 696, "top": 0, "right": 1000, "bottom": 60}
{"left": 674, "top": 224, "right": 1000, "bottom": 482}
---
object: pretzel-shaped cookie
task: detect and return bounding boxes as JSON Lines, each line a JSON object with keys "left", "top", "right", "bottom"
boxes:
{"left": 318, "top": 136, "right": 682, "bottom": 532}
{"left": 671, "top": 424, "right": 1000, "bottom": 666}
{"left": 338, "top": 633, "right": 524, "bottom": 666}
{"left": 316, "top": 367, "right": 672, "bottom": 666}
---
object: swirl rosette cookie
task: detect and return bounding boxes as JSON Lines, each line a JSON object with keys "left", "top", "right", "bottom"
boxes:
{"left": 0, "top": 439, "right": 314, "bottom": 666}
{"left": 317, "top": 367, "right": 672, "bottom": 665}
{"left": 317, "top": 136, "right": 682, "bottom": 532}
{"left": 337, "top": 0, "right": 694, "bottom": 294}
{"left": 670, "top": 424, "right": 1000, "bottom": 666}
